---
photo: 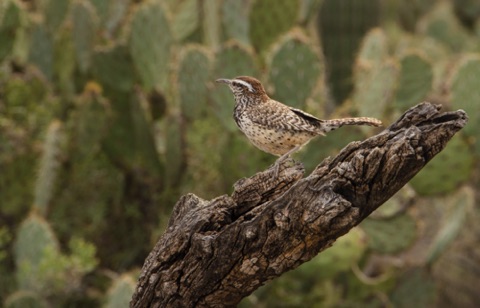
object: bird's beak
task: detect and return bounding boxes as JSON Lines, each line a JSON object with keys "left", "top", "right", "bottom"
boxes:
{"left": 215, "top": 78, "right": 231, "bottom": 84}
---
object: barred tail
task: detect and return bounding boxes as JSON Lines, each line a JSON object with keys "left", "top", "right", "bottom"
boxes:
{"left": 321, "top": 117, "right": 382, "bottom": 133}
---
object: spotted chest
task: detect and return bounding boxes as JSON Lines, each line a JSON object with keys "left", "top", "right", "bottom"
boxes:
{"left": 234, "top": 113, "right": 317, "bottom": 156}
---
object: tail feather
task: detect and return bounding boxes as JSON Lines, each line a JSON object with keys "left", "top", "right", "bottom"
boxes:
{"left": 321, "top": 117, "right": 382, "bottom": 133}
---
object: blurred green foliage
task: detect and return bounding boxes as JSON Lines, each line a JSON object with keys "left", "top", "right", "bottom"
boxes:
{"left": 0, "top": 0, "right": 478, "bottom": 307}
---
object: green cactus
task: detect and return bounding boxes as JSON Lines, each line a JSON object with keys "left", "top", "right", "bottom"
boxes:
{"left": 393, "top": 52, "right": 433, "bottom": 112}
{"left": 72, "top": 86, "right": 111, "bottom": 154}
{"left": 102, "top": 91, "right": 164, "bottom": 178}
{"left": 129, "top": 1, "right": 172, "bottom": 91}
{"left": 14, "top": 215, "right": 59, "bottom": 290}
{"left": 34, "top": 120, "right": 65, "bottom": 216}
{"left": 202, "top": 0, "right": 220, "bottom": 49}
{"left": 222, "top": 0, "right": 250, "bottom": 44}
{"left": 417, "top": 1, "right": 476, "bottom": 52}
{"left": 175, "top": 45, "right": 212, "bottom": 121}
{"left": 92, "top": 43, "right": 135, "bottom": 92}
{"left": 267, "top": 29, "right": 323, "bottom": 109}
{"left": 104, "top": 274, "right": 137, "bottom": 308}
{"left": 449, "top": 55, "right": 480, "bottom": 148}
{"left": 90, "top": 0, "right": 129, "bottom": 35}
{"left": 249, "top": 0, "right": 300, "bottom": 53}
{"left": 71, "top": 0, "right": 97, "bottom": 73}
{"left": 352, "top": 28, "right": 398, "bottom": 120}
{"left": 352, "top": 60, "right": 398, "bottom": 120}
{"left": 317, "top": 1, "right": 381, "bottom": 104}
{"left": 4, "top": 291, "right": 47, "bottom": 308}
{"left": 211, "top": 40, "right": 259, "bottom": 131}
{"left": 355, "top": 28, "right": 388, "bottom": 66}
{"left": 360, "top": 213, "right": 417, "bottom": 254}
{"left": 28, "top": 23, "right": 53, "bottom": 81}
{"left": 425, "top": 187, "right": 472, "bottom": 265}
{"left": 410, "top": 135, "right": 474, "bottom": 196}
{"left": 390, "top": 268, "right": 436, "bottom": 308}
{"left": 53, "top": 26, "right": 75, "bottom": 94}
{"left": 4, "top": 68, "right": 51, "bottom": 129}
{"left": 298, "top": 227, "right": 367, "bottom": 280}
{"left": 44, "top": 0, "right": 69, "bottom": 32}
{"left": 164, "top": 114, "right": 186, "bottom": 189}
{"left": 0, "top": 0, "right": 22, "bottom": 61}
{"left": 171, "top": 0, "right": 199, "bottom": 42}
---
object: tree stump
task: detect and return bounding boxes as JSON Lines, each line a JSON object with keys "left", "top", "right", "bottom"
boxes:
{"left": 131, "top": 102, "right": 468, "bottom": 307}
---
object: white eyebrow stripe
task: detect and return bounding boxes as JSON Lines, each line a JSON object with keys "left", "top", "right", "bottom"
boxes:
{"left": 233, "top": 79, "right": 255, "bottom": 92}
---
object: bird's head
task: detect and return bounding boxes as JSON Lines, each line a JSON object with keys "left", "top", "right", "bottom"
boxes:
{"left": 216, "top": 76, "right": 268, "bottom": 102}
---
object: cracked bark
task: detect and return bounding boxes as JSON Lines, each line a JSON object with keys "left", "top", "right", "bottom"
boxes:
{"left": 130, "top": 102, "right": 468, "bottom": 308}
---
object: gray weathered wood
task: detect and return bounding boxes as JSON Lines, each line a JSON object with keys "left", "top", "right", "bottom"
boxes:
{"left": 131, "top": 102, "right": 468, "bottom": 307}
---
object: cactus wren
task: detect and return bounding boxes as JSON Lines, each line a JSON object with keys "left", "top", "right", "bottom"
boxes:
{"left": 216, "top": 76, "right": 382, "bottom": 171}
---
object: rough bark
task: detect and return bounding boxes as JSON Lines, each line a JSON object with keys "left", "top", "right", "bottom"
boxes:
{"left": 131, "top": 102, "right": 468, "bottom": 308}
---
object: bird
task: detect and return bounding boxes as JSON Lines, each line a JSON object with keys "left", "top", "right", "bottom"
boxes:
{"left": 216, "top": 76, "right": 382, "bottom": 174}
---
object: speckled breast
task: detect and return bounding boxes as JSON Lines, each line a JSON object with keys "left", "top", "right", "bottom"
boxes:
{"left": 235, "top": 115, "right": 317, "bottom": 156}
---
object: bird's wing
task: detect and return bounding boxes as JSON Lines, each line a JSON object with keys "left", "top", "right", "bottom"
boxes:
{"left": 247, "top": 101, "right": 324, "bottom": 134}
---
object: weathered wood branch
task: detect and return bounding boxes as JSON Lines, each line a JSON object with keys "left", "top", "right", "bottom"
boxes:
{"left": 131, "top": 102, "right": 467, "bottom": 307}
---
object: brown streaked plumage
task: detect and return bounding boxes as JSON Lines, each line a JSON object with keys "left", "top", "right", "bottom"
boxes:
{"left": 216, "top": 76, "right": 382, "bottom": 168}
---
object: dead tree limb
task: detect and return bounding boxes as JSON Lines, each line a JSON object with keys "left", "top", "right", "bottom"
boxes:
{"left": 131, "top": 102, "right": 468, "bottom": 307}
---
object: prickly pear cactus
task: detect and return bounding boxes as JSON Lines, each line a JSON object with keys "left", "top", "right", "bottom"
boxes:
{"left": 0, "top": 0, "right": 22, "bottom": 61}
{"left": 356, "top": 28, "right": 389, "bottom": 65}
{"left": 54, "top": 26, "right": 76, "bottom": 94}
{"left": 449, "top": 55, "right": 480, "bottom": 151}
{"left": 298, "top": 227, "right": 367, "bottom": 280}
{"left": 425, "top": 187, "right": 473, "bottom": 265}
{"left": 390, "top": 268, "right": 436, "bottom": 307}
{"left": 34, "top": 120, "right": 65, "bottom": 216}
{"left": 104, "top": 275, "right": 137, "bottom": 308}
{"left": 352, "top": 28, "right": 398, "bottom": 120}
{"left": 267, "top": 30, "right": 323, "bottom": 109}
{"left": 28, "top": 23, "right": 53, "bottom": 81}
{"left": 71, "top": 0, "right": 97, "bottom": 73}
{"left": 393, "top": 52, "right": 433, "bottom": 113}
{"left": 129, "top": 1, "right": 173, "bottom": 91}
{"left": 164, "top": 114, "right": 186, "bottom": 188}
{"left": 13, "top": 215, "right": 59, "bottom": 290}
{"left": 410, "top": 135, "right": 474, "bottom": 196}
{"left": 360, "top": 214, "right": 417, "bottom": 254}
{"left": 222, "top": 0, "right": 250, "bottom": 44}
{"left": 171, "top": 0, "right": 199, "bottom": 42}
{"left": 44, "top": 0, "right": 69, "bottom": 31}
{"left": 417, "top": 2, "right": 476, "bottom": 52}
{"left": 211, "top": 41, "right": 259, "bottom": 131}
{"left": 4, "top": 291, "right": 47, "bottom": 308}
{"left": 202, "top": 0, "right": 220, "bottom": 48}
{"left": 175, "top": 45, "right": 212, "bottom": 120}
{"left": 92, "top": 44, "right": 135, "bottom": 92}
{"left": 249, "top": 0, "right": 300, "bottom": 53}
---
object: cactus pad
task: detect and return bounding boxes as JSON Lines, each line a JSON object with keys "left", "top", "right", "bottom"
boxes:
{"left": 394, "top": 52, "right": 433, "bottom": 112}
{"left": 171, "top": 0, "right": 199, "bottom": 42}
{"left": 130, "top": 1, "right": 172, "bottom": 91}
{"left": 268, "top": 30, "right": 323, "bottom": 109}
{"left": 222, "top": 0, "right": 250, "bottom": 44}
{"left": 249, "top": 0, "right": 299, "bottom": 52}
{"left": 449, "top": 55, "right": 480, "bottom": 145}
{"left": 175, "top": 45, "right": 211, "bottom": 120}
{"left": 92, "top": 44, "right": 135, "bottom": 92}
{"left": 360, "top": 214, "right": 417, "bottom": 254}
{"left": 34, "top": 120, "right": 64, "bottom": 216}
{"left": 105, "top": 275, "right": 137, "bottom": 308}
{"left": 28, "top": 23, "right": 53, "bottom": 81}
{"left": 72, "top": 0, "right": 97, "bottom": 73}
{"left": 410, "top": 135, "right": 474, "bottom": 196}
